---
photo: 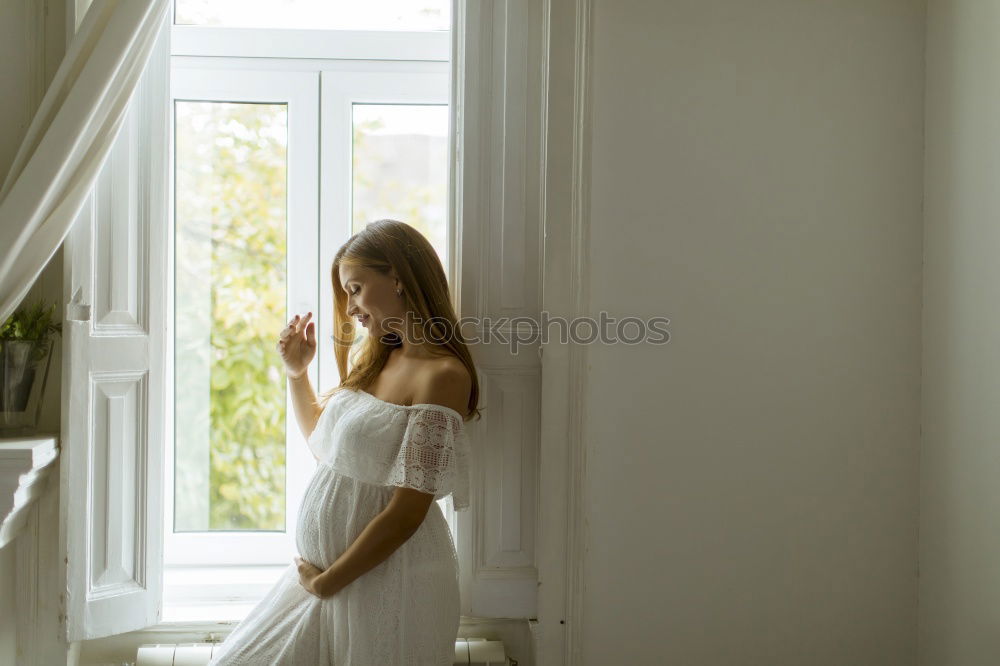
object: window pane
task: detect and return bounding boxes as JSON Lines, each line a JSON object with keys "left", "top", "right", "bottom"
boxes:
{"left": 175, "top": 0, "right": 450, "bottom": 31}
{"left": 351, "top": 104, "right": 450, "bottom": 271}
{"left": 174, "top": 101, "right": 288, "bottom": 532}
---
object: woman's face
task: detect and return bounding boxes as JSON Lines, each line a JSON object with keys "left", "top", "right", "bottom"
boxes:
{"left": 338, "top": 263, "right": 405, "bottom": 336}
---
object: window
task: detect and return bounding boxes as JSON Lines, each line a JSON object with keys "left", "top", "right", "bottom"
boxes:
{"left": 61, "top": 0, "right": 543, "bottom": 651}
{"left": 165, "top": 16, "right": 450, "bottom": 622}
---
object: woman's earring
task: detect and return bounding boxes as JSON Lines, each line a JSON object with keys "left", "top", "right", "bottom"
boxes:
{"left": 397, "top": 289, "right": 402, "bottom": 297}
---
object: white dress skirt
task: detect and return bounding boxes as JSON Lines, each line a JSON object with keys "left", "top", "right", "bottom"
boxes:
{"left": 207, "top": 387, "right": 472, "bottom": 666}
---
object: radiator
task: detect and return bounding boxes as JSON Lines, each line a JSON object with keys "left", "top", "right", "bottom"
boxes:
{"left": 135, "top": 638, "right": 511, "bottom": 665}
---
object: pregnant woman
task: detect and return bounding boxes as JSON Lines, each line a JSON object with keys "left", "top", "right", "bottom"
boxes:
{"left": 207, "top": 219, "right": 479, "bottom": 665}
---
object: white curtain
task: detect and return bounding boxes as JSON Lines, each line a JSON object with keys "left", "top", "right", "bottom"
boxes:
{"left": 0, "top": 0, "right": 169, "bottom": 325}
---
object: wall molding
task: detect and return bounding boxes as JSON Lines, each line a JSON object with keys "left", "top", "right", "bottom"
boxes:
{"left": 534, "top": 0, "right": 592, "bottom": 663}
{"left": 565, "top": 1, "right": 592, "bottom": 662}
{"left": 453, "top": 0, "right": 545, "bottom": 625}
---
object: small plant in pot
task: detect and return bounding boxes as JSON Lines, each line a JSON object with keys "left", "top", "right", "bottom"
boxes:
{"left": 1, "top": 300, "right": 61, "bottom": 433}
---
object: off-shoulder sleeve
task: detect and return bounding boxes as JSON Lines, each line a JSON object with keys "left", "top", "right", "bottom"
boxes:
{"left": 386, "top": 406, "right": 471, "bottom": 511}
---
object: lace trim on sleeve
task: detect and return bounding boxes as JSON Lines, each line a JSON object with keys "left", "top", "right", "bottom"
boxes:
{"left": 386, "top": 407, "right": 471, "bottom": 510}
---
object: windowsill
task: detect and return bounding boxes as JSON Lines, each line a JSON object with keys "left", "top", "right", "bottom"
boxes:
{"left": 81, "top": 620, "right": 514, "bottom": 666}
{"left": 163, "top": 564, "right": 290, "bottom": 623}
{"left": 160, "top": 606, "right": 253, "bottom": 624}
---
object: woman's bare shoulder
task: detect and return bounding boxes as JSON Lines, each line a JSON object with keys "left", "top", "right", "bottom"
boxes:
{"left": 411, "top": 355, "right": 472, "bottom": 415}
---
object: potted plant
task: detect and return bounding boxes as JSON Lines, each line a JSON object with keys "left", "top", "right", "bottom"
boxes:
{"left": 0, "top": 299, "right": 62, "bottom": 434}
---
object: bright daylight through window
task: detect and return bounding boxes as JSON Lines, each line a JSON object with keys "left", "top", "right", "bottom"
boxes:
{"left": 165, "top": 3, "right": 451, "bottom": 622}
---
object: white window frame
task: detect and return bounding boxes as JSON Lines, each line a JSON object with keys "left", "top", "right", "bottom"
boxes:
{"left": 317, "top": 69, "right": 450, "bottom": 393}
{"left": 171, "top": 26, "right": 449, "bottom": 61}
{"left": 163, "top": 33, "right": 450, "bottom": 621}
{"left": 166, "top": 68, "right": 319, "bottom": 570}
{"left": 164, "top": 66, "right": 321, "bottom": 620}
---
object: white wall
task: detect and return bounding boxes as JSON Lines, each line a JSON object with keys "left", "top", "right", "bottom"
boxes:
{"left": 921, "top": 2, "right": 1000, "bottom": 664}
{"left": 0, "top": 2, "right": 35, "bottom": 662}
{"left": 579, "top": 1, "right": 925, "bottom": 663}
{"left": 0, "top": 1, "right": 65, "bottom": 664}
{"left": 0, "top": 0, "right": 37, "bottom": 180}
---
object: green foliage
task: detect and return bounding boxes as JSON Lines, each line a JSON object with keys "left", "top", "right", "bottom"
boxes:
{"left": 175, "top": 102, "right": 288, "bottom": 531}
{"left": 1, "top": 300, "right": 62, "bottom": 341}
{"left": 1, "top": 300, "right": 62, "bottom": 364}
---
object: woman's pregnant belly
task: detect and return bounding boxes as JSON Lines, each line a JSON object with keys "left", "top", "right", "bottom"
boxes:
{"left": 294, "top": 464, "right": 394, "bottom": 569}
{"left": 294, "top": 465, "right": 459, "bottom": 580}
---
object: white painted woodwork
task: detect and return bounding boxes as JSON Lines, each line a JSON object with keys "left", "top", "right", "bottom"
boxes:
{"left": 61, "top": 15, "right": 169, "bottom": 641}
{"left": 452, "top": 0, "right": 544, "bottom": 619}
{"left": 171, "top": 26, "right": 449, "bottom": 61}
{"left": 0, "top": 435, "right": 58, "bottom": 549}
{"left": 15, "top": 453, "right": 66, "bottom": 666}
{"left": 533, "top": 0, "right": 593, "bottom": 661}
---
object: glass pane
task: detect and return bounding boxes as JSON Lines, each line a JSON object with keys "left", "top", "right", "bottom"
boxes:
{"left": 175, "top": 0, "right": 450, "bottom": 31}
{"left": 174, "top": 101, "right": 288, "bottom": 532}
{"left": 351, "top": 104, "right": 450, "bottom": 272}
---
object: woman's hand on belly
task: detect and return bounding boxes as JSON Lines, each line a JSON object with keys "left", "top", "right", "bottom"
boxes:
{"left": 294, "top": 555, "right": 335, "bottom": 599}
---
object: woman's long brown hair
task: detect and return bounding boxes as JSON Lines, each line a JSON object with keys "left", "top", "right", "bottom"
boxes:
{"left": 318, "top": 219, "right": 481, "bottom": 422}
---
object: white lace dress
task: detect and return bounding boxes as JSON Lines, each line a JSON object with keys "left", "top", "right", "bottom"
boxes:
{"left": 206, "top": 387, "right": 471, "bottom": 665}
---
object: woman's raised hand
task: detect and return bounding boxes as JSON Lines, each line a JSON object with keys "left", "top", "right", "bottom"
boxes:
{"left": 277, "top": 312, "right": 316, "bottom": 380}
